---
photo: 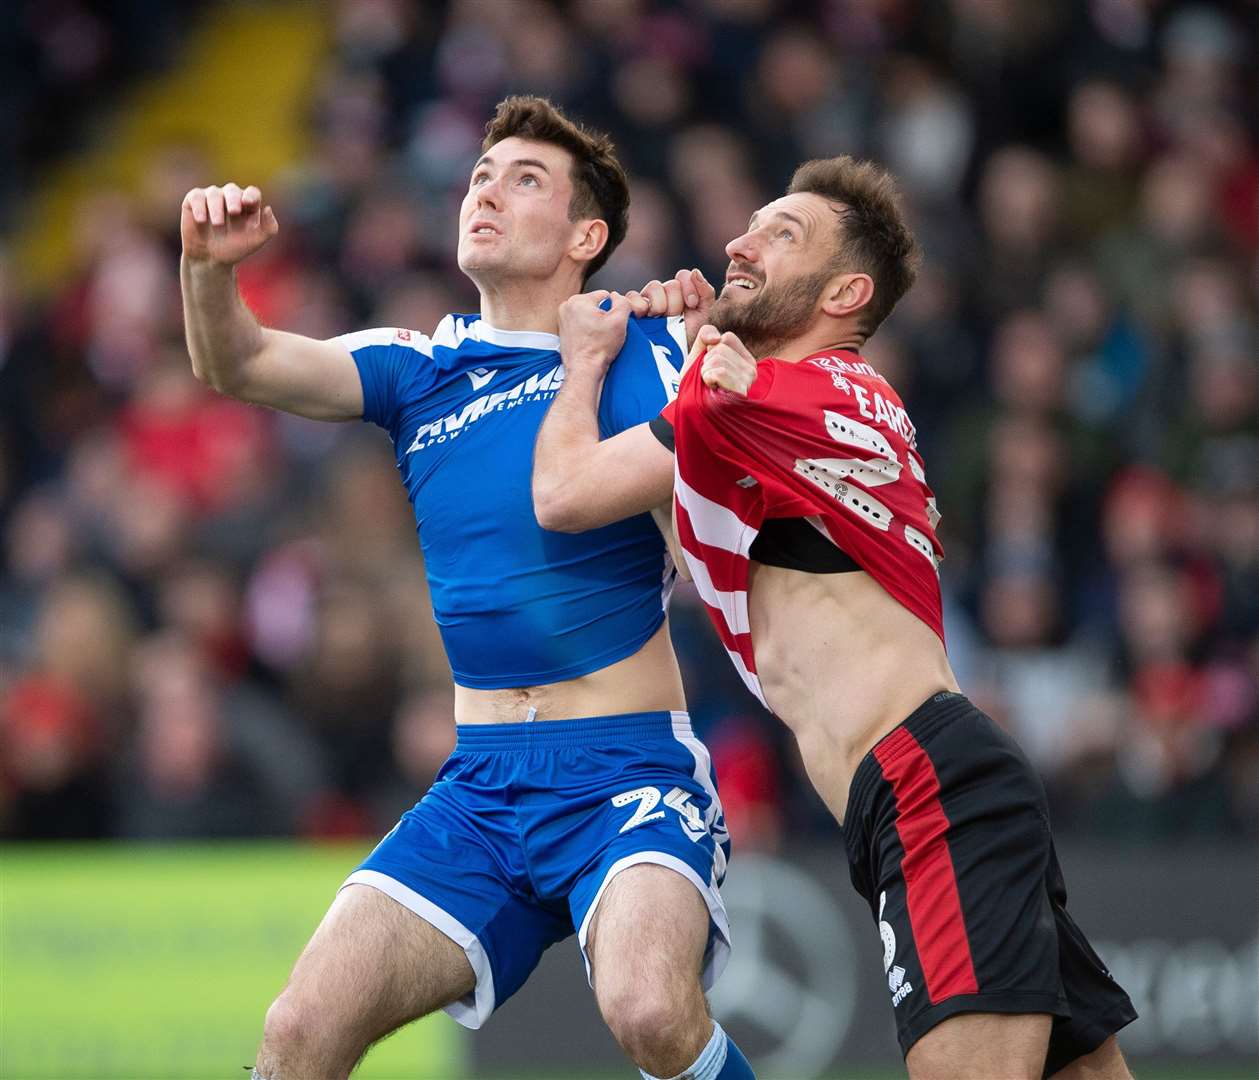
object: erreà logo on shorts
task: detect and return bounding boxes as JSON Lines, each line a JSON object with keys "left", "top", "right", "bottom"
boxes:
{"left": 406, "top": 364, "right": 565, "bottom": 453}
{"left": 879, "top": 891, "right": 914, "bottom": 1008}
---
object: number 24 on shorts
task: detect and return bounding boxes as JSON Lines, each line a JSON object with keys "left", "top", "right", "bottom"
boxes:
{"left": 612, "top": 786, "right": 705, "bottom": 839}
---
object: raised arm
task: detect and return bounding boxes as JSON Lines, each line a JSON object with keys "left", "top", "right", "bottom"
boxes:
{"left": 181, "top": 183, "right": 363, "bottom": 421}
{"left": 532, "top": 291, "right": 675, "bottom": 532}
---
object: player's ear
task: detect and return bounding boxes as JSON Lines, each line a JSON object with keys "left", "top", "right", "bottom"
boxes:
{"left": 821, "top": 272, "right": 874, "bottom": 321}
{"left": 569, "top": 218, "right": 609, "bottom": 273}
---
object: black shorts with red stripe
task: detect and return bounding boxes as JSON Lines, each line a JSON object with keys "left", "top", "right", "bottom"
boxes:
{"left": 844, "top": 691, "right": 1137, "bottom": 1075}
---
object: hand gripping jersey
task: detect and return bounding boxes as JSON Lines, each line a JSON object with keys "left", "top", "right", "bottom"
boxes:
{"left": 337, "top": 313, "right": 686, "bottom": 688}
{"left": 665, "top": 348, "right": 944, "bottom": 709}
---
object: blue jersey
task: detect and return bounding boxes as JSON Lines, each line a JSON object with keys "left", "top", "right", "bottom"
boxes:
{"left": 336, "top": 314, "right": 687, "bottom": 689}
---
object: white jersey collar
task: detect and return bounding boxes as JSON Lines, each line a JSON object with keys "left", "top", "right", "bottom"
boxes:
{"left": 472, "top": 319, "right": 560, "bottom": 352}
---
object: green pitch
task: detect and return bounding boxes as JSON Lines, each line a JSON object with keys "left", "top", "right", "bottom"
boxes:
{"left": 0, "top": 843, "right": 462, "bottom": 1080}
{"left": 3, "top": 845, "right": 1252, "bottom": 1080}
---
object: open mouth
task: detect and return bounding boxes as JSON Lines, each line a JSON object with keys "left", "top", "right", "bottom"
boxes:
{"left": 725, "top": 275, "right": 760, "bottom": 292}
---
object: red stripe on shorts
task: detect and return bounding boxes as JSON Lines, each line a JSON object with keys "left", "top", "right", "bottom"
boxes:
{"left": 874, "top": 726, "right": 978, "bottom": 1002}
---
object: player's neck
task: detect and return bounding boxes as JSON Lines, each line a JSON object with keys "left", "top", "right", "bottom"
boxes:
{"left": 771, "top": 328, "right": 864, "bottom": 363}
{"left": 476, "top": 275, "right": 581, "bottom": 336}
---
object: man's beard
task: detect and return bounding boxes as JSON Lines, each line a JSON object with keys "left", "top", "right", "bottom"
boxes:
{"left": 708, "top": 267, "right": 832, "bottom": 359}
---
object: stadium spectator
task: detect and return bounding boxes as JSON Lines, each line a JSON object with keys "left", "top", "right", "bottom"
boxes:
{"left": 1, "top": 0, "right": 1254, "bottom": 848}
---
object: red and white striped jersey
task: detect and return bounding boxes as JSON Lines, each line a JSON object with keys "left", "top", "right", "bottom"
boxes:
{"left": 664, "top": 348, "right": 944, "bottom": 709}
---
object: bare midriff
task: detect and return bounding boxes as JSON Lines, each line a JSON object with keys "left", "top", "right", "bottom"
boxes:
{"left": 454, "top": 620, "right": 686, "bottom": 724}
{"left": 747, "top": 563, "right": 959, "bottom": 823}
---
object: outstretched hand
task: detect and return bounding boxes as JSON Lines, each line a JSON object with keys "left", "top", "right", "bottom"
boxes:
{"left": 623, "top": 268, "right": 715, "bottom": 347}
{"left": 181, "top": 183, "right": 279, "bottom": 266}
{"left": 557, "top": 290, "right": 631, "bottom": 380}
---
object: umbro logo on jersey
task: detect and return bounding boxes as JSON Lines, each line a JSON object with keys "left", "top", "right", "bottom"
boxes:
{"left": 736, "top": 476, "right": 758, "bottom": 488}
{"left": 467, "top": 367, "right": 497, "bottom": 390}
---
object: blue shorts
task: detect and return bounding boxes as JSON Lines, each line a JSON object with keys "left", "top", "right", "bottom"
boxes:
{"left": 342, "top": 711, "right": 732, "bottom": 1029}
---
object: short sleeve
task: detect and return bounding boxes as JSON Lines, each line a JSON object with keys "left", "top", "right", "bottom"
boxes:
{"left": 330, "top": 327, "right": 435, "bottom": 432}
{"left": 597, "top": 315, "right": 687, "bottom": 438}
{"left": 649, "top": 412, "right": 675, "bottom": 452}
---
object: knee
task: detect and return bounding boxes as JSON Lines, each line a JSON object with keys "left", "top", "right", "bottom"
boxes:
{"left": 599, "top": 977, "right": 703, "bottom": 1064}
{"left": 261, "top": 992, "right": 312, "bottom": 1057}
{"left": 261, "top": 990, "right": 352, "bottom": 1066}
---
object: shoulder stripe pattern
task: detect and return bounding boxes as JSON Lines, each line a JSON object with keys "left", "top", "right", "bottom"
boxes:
{"left": 333, "top": 326, "right": 436, "bottom": 356}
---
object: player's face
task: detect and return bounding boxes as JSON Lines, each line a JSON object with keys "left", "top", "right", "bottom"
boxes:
{"left": 709, "top": 192, "right": 842, "bottom": 353}
{"left": 458, "top": 137, "right": 582, "bottom": 285}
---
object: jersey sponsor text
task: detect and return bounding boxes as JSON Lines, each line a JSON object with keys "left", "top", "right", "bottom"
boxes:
{"left": 406, "top": 364, "right": 565, "bottom": 452}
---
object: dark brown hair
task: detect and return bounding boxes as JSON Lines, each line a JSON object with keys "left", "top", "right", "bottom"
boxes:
{"left": 483, "top": 96, "right": 629, "bottom": 283}
{"left": 787, "top": 156, "right": 921, "bottom": 337}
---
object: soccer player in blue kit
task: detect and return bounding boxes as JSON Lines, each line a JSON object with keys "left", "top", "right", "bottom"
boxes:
{"left": 180, "top": 97, "right": 754, "bottom": 1080}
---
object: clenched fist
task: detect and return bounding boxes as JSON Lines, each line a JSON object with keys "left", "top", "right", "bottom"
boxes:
{"left": 688, "top": 325, "right": 759, "bottom": 396}
{"left": 181, "top": 183, "right": 278, "bottom": 266}
{"left": 623, "top": 268, "right": 715, "bottom": 348}
{"left": 557, "top": 290, "right": 631, "bottom": 380}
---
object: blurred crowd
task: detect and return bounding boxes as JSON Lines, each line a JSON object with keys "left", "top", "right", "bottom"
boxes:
{"left": 0, "top": 2, "right": 204, "bottom": 220}
{"left": 2, "top": 0, "right": 1256, "bottom": 846}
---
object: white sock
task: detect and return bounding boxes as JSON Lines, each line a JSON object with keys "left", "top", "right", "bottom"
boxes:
{"left": 639, "top": 1019, "right": 728, "bottom": 1080}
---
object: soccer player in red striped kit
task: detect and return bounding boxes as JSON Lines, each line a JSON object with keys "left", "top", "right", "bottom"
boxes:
{"left": 532, "top": 156, "right": 1137, "bottom": 1079}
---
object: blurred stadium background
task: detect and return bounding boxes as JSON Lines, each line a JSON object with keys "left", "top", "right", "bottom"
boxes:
{"left": 1, "top": 1, "right": 1256, "bottom": 1078}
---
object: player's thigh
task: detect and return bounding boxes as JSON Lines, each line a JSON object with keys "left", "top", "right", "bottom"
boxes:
{"left": 906, "top": 1011, "right": 1053, "bottom": 1080}
{"left": 1041, "top": 847, "right": 1138, "bottom": 1074}
{"left": 587, "top": 862, "right": 709, "bottom": 999}
{"left": 275, "top": 882, "right": 475, "bottom": 1039}
{"left": 1048, "top": 1036, "right": 1132, "bottom": 1080}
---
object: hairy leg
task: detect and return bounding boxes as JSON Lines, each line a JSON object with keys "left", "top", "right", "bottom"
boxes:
{"left": 587, "top": 864, "right": 714, "bottom": 1078}
{"left": 906, "top": 1012, "right": 1053, "bottom": 1080}
{"left": 254, "top": 883, "right": 475, "bottom": 1080}
{"left": 1049, "top": 1036, "right": 1133, "bottom": 1080}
